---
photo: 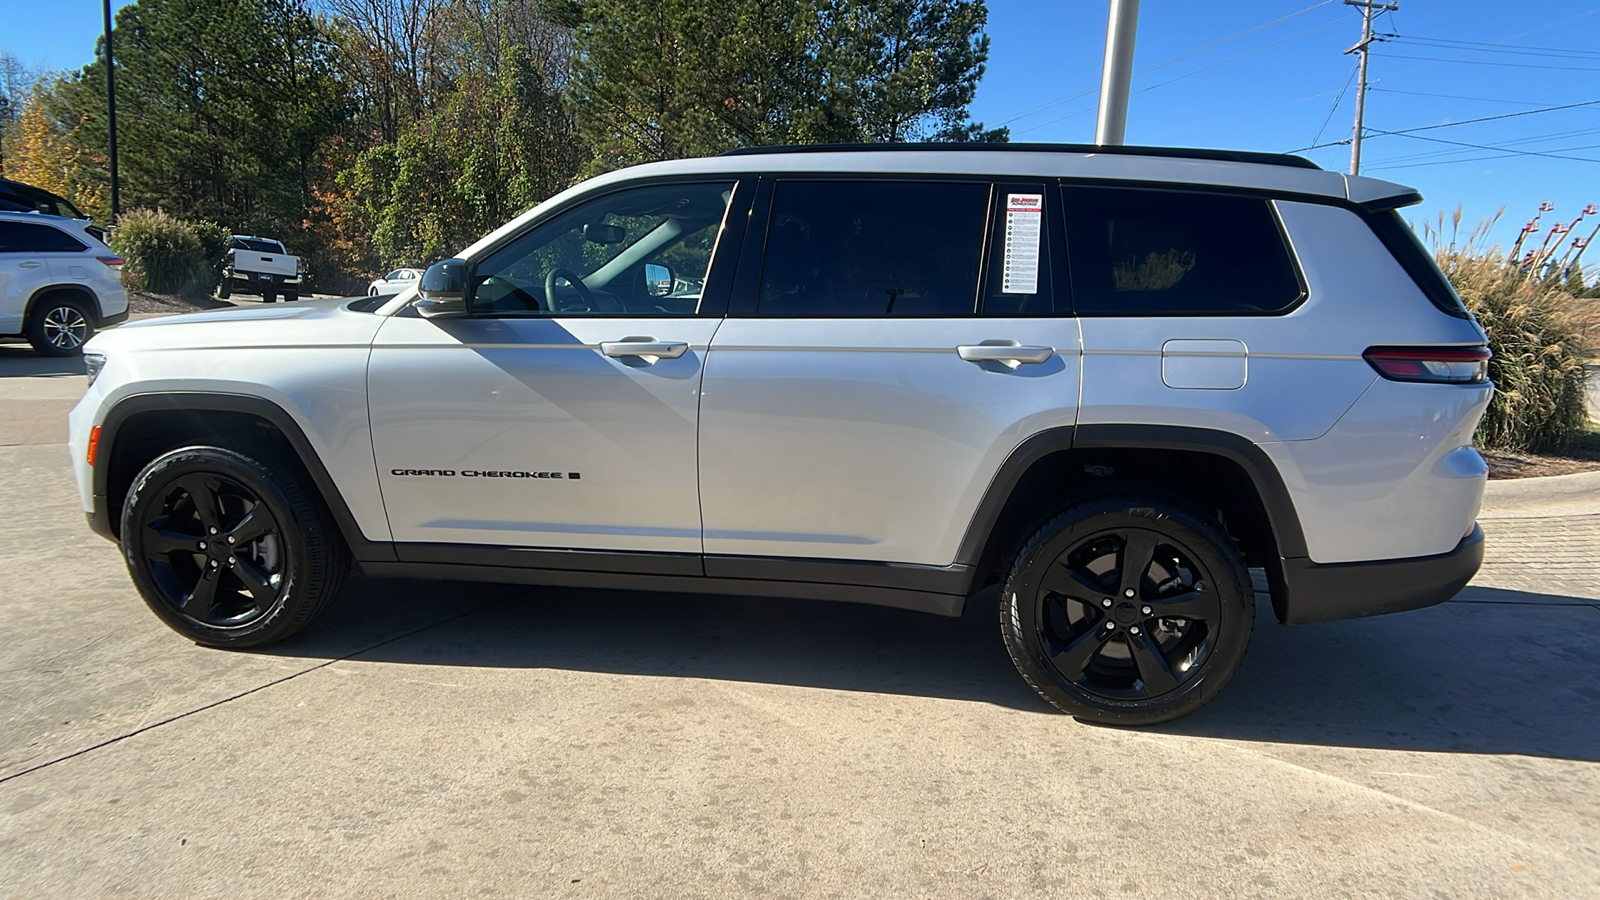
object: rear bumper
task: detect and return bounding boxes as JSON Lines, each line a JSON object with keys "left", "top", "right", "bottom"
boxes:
{"left": 99, "top": 308, "right": 129, "bottom": 327}
{"left": 1278, "top": 524, "right": 1484, "bottom": 625}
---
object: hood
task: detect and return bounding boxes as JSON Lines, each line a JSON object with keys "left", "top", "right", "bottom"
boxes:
{"left": 87, "top": 297, "right": 386, "bottom": 354}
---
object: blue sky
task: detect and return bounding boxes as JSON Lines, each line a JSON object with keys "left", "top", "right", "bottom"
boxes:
{"left": 5, "top": 0, "right": 1597, "bottom": 252}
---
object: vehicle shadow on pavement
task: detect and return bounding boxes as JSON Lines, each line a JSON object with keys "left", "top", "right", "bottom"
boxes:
{"left": 273, "top": 572, "right": 1056, "bottom": 712}
{"left": 265, "top": 576, "right": 1600, "bottom": 762}
{"left": 0, "top": 344, "right": 86, "bottom": 377}
{"left": 1161, "top": 586, "right": 1600, "bottom": 762}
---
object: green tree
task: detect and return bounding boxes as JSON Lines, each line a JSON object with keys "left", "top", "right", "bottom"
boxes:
{"left": 570, "top": 0, "right": 1003, "bottom": 170}
{"left": 46, "top": 0, "right": 345, "bottom": 246}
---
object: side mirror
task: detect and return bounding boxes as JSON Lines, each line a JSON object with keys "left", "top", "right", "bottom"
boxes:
{"left": 416, "top": 258, "right": 468, "bottom": 318}
{"left": 644, "top": 263, "right": 673, "bottom": 297}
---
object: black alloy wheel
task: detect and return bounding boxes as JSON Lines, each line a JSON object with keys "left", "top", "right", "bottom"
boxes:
{"left": 135, "top": 471, "right": 286, "bottom": 627}
{"left": 1000, "top": 493, "right": 1253, "bottom": 725}
{"left": 26, "top": 298, "right": 94, "bottom": 357}
{"left": 122, "top": 446, "right": 348, "bottom": 647}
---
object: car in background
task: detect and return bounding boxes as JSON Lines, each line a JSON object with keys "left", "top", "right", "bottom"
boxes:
{"left": 368, "top": 267, "right": 423, "bottom": 296}
{"left": 0, "top": 178, "right": 107, "bottom": 242}
{"left": 219, "top": 235, "right": 302, "bottom": 303}
{"left": 0, "top": 210, "right": 128, "bottom": 356}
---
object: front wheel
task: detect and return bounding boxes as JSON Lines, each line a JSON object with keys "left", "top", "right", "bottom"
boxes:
{"left": 999, "top": 492, "right": 1254, "bottom": 726}
{"left": 120, "top": 446, "right": 349, "bottom": 647}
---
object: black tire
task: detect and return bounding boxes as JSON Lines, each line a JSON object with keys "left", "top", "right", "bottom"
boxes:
{"left": 999, "top": 492, "right": 1254, "bottom": 726}
{"left": 120, "top": 445, "right": 349, "bottom": 647}
{"left": 25, "top": 295, "right": 95, "bottom": 357}
{"left": 262, "top": 288, "right": 277, "bottom": 303}
{"left": 217, "top": 278, "right": 231, "bottom": 299}
{"left": 283, "top": 291, "right": 298, "bottom": 302}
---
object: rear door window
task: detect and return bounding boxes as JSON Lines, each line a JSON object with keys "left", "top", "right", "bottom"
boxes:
{"left": 756, "top": 180, "right": 990, "bottom": 317}
{"left": 0, "top": 222, "right": 88, "bottom": 253}
{"left": 1062, "top": 186, "right": 1303, "bottom": 315}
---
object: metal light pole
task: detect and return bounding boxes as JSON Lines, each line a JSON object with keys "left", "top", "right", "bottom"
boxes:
{"left": 103, "top": 0, "right": 120, "bottom": 218}
{"left": 1095, "top": 0, "right": 1141, "bottom": 145}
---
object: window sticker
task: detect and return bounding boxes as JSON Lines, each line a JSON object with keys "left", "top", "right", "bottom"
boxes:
{"left": 1002, "top": 193, "right": 1042, "bottom": 294}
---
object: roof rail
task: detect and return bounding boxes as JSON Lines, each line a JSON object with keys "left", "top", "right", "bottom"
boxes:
{"left": 718, "top": 142, "right": 1322, "bottom": 170}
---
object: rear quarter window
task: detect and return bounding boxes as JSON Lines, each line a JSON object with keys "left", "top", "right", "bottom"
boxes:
{"left": 1062, "top": 186, "right": 1304, "bottom": 316}
{"left": 0, "top": 221, "right": 88, "bottom": 253}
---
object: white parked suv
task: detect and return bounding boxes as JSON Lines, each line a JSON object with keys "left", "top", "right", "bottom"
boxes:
{"left": 68, "top": 144, "right": 1490, "bottom": 725}
{"left": 0, "top": 211, "right": 129, "bottom": 356}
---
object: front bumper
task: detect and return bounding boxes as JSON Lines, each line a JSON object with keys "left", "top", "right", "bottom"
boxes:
{"left": 1278, "top": 524, "right": 1485, "bottom": 625}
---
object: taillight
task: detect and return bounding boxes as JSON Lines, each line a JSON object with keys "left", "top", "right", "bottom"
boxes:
{"left": 296, "top": 257, "right": 303, "bottom": 274}
{"left": 1364, "top": 345, "right": 1491, "bottom": 384}
{"left": 97, "top": 256, "right": 125, "bottom": 284}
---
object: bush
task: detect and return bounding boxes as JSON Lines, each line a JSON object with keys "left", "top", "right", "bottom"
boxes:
{"left": 109, "top": 209, "right": 227, "bottom": 297}
{"left": 1444, "top": 251, "right": 1590, "bottom": 452}
{"left": 1427, "top": 208, "right": 1594, "bottom": 454}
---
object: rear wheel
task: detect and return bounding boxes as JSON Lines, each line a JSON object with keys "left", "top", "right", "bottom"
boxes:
{"left": 262, "top": 288, "right": 277, "bottom": 303}
{"left": 25, "top": 295, "right": 95, "bottom": 357}
{"left": 217, "top": 278, "right": 231, "bottom": 299}
{"left": 999, "top": 492, "right": 1254, "bottom": 726}
{"left": 283, "top": 290, "right": 299, "bottom": 302}
{"left": 120, "top": 446, "right": 349, "bottom": 647}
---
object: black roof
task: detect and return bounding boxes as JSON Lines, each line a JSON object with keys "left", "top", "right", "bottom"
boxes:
{"left": 718, "top": 142, "right": 1321, "bottom": 170}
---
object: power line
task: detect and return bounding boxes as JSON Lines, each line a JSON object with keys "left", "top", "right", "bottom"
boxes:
{"left": 1367, "top": 129, "right": 1600, "bottom": 163}
{"left": 1368, "top": 144, "right": 1600, "bottom": 171}
{"left": 1382, "top": 35, "right": 1600, "bottom": 59}
{"left": 1371, "top": 125, "right": 1600, "bottom": 165}
{"left": 1379, "top": 53, "right": 1600, "bottom": 71}
{"left": 1378, "top": 99, "right": 1600, "bottom": 137}
{"left": 995, "top": 0, "right": 1338, "bottom": 127}
{"left": 1369, "top": 87, "right": 1548, "bottom": 106}
{"left": 1309, "top": 64, "right": 1359, "bottom": 149}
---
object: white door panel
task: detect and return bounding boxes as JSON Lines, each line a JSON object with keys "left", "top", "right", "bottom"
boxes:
{"left": 699, "top": 318, "right": 1081, "bottom": 565}
{"left": 368, "top": 315, "right": 720, "bottom": 552}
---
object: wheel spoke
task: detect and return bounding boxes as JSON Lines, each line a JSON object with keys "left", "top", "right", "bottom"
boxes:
{"left": 143, "top": 524, "right": 198, "bottom": 558}
{"left": 231, "top": 557, "right": 278, "bottom": 606}
{"left": 179, "top": 476, "right": 223, "bottom": 532}
{"left": 181, "top": 569, "right": 221, "bottom": 621}
{"left": 1049, "top": 625, "right": 1114, "bottom": 681}
{"left": 1127, "top": 630, "right": 1179, "bottom": 695}
{"left": 226, "top": 506, "right": 273, "bottom": 545}
{"left": 1145, "top": 589, "right": 1215, "bottom": 621}
{"left": 1117, "top": 530, "right": 1159, "bottom": 599}
{"left": 1040, "top": 562, "right": 1107, "bottom": 601}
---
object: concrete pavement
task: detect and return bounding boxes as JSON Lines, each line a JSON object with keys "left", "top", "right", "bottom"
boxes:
{"left": 2, "top": 341, "right": 1597, "bottom": 898}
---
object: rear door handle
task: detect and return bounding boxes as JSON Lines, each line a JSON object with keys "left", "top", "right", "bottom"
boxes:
{"left": 957, "top": 340, "right": 1055, "bottom": 368}
{"left": 18, "top": 261, "right": 42, "bottom": 269}
{"left": 600, "top": 336, "right": 689, "bottom": 365}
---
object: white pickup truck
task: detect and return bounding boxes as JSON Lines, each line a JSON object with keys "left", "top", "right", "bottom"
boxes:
{"left": 219, "top": 235, "right": 301, "bottom": 302}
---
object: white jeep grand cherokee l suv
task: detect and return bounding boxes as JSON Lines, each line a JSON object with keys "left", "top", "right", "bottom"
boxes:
{"left": 68, "top": 144, "right": 1490, "bottom": 725}
{"left": 1, "top": 211, "right": 129, "bottom": 356}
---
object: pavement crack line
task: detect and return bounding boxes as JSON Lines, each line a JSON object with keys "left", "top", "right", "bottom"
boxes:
{"left": 1140, "top": 733, "right": 1574, "bottom": 864}
{"left": 0, "top": 592, "right": 526, "bottom": 788}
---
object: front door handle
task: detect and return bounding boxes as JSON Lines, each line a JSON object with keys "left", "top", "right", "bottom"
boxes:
{"left": 957, "top": 340, "right": 1055, "bottom": 368}
{"left": 600, "top": 336, "right": 689, "bottom": 365}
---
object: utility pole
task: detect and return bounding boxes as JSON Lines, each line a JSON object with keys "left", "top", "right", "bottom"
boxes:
{"left": 1095, "top": 0, "right": 1141, "bottom": 145}
{"left": 1343, "top": 0, "right": 1397, "bottom": 175}
{"left": 103, "top": 0, "right": 119, "bottom": 219}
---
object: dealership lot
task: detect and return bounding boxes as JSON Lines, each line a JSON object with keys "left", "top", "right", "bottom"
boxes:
{"left": 1, "top": 341, "right": 1597, "bottom": 898}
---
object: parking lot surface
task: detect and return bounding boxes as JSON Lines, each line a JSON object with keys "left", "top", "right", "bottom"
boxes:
{"left": 1, "top": 341, "right": 1597, "bottom": 898}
